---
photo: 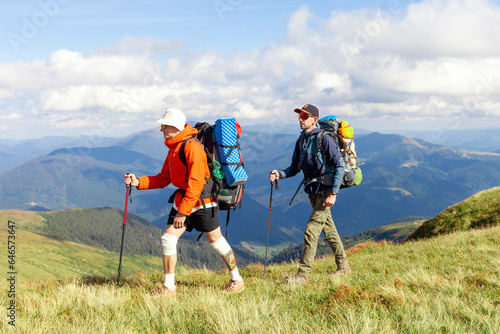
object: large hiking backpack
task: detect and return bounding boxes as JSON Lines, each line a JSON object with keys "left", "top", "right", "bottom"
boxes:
{"left": 179, "top": 118, "right": 247, "bottom": 239}
{"left": 289, "top": 116, "right": 362, "bottom": 205}
{"left": 317, "top": 115, "right": 362, "bottom": 189}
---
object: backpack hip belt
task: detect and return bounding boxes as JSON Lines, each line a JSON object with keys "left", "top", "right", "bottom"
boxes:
{"left": 289, "top": 173, "right": 333, "bottom": 205}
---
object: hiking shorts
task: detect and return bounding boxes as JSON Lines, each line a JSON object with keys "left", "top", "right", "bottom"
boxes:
{"left": 167, "top": 207, "right": 219, "bottom": 233}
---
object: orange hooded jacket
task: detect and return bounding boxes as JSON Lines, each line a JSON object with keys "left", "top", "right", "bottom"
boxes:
{"left": 136, "top": 124, "right": 216, "bottom": 216}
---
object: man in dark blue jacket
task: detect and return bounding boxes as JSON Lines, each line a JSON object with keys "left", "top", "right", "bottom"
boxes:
{"left": 269, "top": 104, "right": 351, "bottom": 284}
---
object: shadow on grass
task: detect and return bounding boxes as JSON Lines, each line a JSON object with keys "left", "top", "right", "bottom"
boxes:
{"left": 78, "top": 270, "right": 163, "bottom": 288}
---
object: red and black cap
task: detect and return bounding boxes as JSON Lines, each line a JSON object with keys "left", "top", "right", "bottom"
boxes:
{"left": 294, "top": 104, "right": 319, "bottom": 117}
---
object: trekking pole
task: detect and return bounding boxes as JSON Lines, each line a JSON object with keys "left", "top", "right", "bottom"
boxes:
{"left": 117, "top": 175, "right": 132, "bottom": 286}
{"left": 263, "top": 179, "right": 278, "bottom": 278}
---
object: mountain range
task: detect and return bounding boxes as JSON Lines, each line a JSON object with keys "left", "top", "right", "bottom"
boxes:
{"left": 1, "top": 126, "right": 499, "bottom": 252}
{"left": 2, "top": 125, "right": 498, "bottom": 172}
{"left": 379, "top": 127, "right": 500, "bottom": 152}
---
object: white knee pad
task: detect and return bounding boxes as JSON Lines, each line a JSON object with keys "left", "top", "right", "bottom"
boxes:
{"left": 161, "top": 233, "right": 179, "bottom": 256}
{"left": 210, "top": 236, "right": 231, "bottom": 256}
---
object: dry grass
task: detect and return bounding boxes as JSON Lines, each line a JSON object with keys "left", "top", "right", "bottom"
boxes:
{"left": 2, "top": 225, "right": 499, "bottom": 333}
{"left": 345, "top": 240, "right": 393, "bottom": 255}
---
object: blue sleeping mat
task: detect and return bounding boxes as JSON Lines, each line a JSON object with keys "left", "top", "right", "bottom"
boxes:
{"left": 214, "top": 118, "right": 248, "bottom": 186}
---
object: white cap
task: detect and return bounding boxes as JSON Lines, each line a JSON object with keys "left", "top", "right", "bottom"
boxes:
{"left": 157, "top": 108, "right": 186, "bottom": 131}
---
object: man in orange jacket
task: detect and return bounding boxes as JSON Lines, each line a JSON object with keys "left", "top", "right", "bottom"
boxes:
{"left": 124, "top": 108, "right": 244, "bottom": 296}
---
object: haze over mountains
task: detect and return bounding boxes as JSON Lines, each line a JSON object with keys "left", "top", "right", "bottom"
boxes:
{"left": 2, "top": 126, "right": 498, "bottom": 173}
{"left": 1, "top": 125, "right": 499, "bottom": 251}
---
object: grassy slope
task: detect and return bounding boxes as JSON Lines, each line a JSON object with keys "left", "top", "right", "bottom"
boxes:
{"left": 2, "top": 225, "right": 499, "bottom": 333}
{"left": 0, "top": 210, "right": 162, "bottom": 281}
{"left": 407, "top": 186, "right": 500, "bottom": 241}
{"left": 0, "top": 209, "right": 46, "bottom": 230}
{"left": 271, "top": 218, "right": 425, "bottom": 264}
{"left": 0, "top": 227, "right": 161, "bottom": 282}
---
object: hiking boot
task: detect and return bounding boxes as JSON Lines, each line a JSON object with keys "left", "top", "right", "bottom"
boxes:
{"left": 225, "top": 279, "right": 245, "bottom": 294}
{"left": 284, "top": 274, "right": 308, "bottom": 285}
{"left": 150, "top": 285, "right": 176, "bottom": 297}
{"left": 328, "top": 263, "right": 352, "bottom": 277}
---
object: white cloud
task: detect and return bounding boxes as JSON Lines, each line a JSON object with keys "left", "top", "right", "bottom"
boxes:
{"left": 286, "top": 5, "right": 313, "bottom": 43}
{"left": 0, "top": 112, "right": 23, "bottom": 120}
{"left": 53, "top": 118, "right": 91, "bottom": 129}
{"left": 0, "top": 90, "right": 15, "bottom": 100}
{"left": 351, "top": 57, "right": 500, "bottom": 97}
{"left": 0, "top": 49, "right": 157, "bottom": 90}
{"left": 391, "top": 0, "right": 500, "bottom": 57}
{"left": 313, "top": 72, "right": 351, "bottom": 96}
{"left": 1, "top": 0, "right": 500, "bottom": 139}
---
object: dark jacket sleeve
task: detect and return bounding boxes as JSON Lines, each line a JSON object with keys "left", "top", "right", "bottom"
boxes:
{"left": 322, "top": 134, "right": 344, "bottom": 194}
{"left": 279, "top": 137, "right": 302, "bottom": 179}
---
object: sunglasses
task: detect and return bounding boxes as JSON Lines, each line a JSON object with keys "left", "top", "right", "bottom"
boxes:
{"left": 160, "top": 124, "right": 168, "bottom": 130}
{"left": 298, "top": 113, "right": 311, "bottom": 121}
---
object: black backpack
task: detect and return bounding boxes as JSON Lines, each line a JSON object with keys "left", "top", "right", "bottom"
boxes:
{"left": 179, "top": 122, "right": 245, "bottom": 239}
{"left": 317, "top": 115, "right": 362, "bottom": 189}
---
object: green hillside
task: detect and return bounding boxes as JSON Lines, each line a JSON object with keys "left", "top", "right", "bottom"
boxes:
{"left": 0, "top": 227, "right": 160, "bottom": 281}
{"left": 407, "top": 187, "right": 500, "bottom": 241}
{"left": 342, "top": 216, "right": 427, "bottom": 246}
{"left": 0, "top": 208, "right": 162, "bottom": 255}
{"left": 0, "top": 209, "right": 261, "bottom": 279}
{"left": 39, "top": 207, "right": 162, "bottom": 256}
{"left": 2, "top": 224, "right": 499, "bottom": 332}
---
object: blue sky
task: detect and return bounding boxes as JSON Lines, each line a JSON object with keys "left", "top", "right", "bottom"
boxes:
{"left": 1, "top": 1, "right": 381, "bottom": 61}
{"left": 1, "top": 0, "right": 499, "bottom": 140}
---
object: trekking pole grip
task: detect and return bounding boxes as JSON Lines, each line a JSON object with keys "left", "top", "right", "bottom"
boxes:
{"left": 126, "top": 173, "right": 132, "bottom": 203}
{"left": 126, "top": 173, "right": 131, "bottom": 190}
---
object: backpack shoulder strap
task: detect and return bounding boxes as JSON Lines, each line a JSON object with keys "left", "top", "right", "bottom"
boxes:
{"left": 298, "top": 131, "right": 326, "bottom": 168}
{"left": 179, "top": 136, "right": 211, "bottom": 210}
{"left": 297, "top": 132, "right": 307, "bottom": 167}
{"left": 179, "top": 136, "right": 198, "bottom": 167}
{"left": 317, "top": 130, "right": 342, "bottom": 159}
{"left": 316, "top": 131, "right": 326, "bottom": 157}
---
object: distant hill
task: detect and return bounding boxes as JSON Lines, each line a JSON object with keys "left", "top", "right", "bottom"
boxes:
{"left": 0, "top": 150, "right": 14, "bottom": 158}
{"left": 38, "top": 207, "right": 161, "bottom": 256}
{"left": 406, "top": 187, "right": 500, "bottom": 241}
{"left": 0, "top": 208, "right": 162, "bottom": 255}
{"left": 0, "top": 135, "right": 122, "bottom": 172}
{"left": 0, "top": 146, "right": 165, "bottom": 220}
{"left": 342, "top": 216, "right": 427, "bottom": 246}
{"left": 380, "top": 127, "right": 500, "bottom": 152}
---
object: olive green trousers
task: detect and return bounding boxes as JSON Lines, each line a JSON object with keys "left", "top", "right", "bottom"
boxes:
{"left": 297, "top": 189, "right": 347, "bottom": 276}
